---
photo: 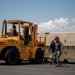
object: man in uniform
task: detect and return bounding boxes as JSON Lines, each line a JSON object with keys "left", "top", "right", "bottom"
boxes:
{"left": 54, "top": 36, "right": 63, "bottom": 67}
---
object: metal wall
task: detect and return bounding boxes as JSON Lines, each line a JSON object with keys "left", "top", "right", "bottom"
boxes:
{"left": 45, "top": 46, "right": 75, "bottom": 62}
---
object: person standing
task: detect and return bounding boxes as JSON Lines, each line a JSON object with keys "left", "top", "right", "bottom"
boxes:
{"left": 49, "top": 39, "right": 56, "bottom": 65}
{"left": 54, "top": 36, "right": 63, "bottom": 67}
{"left": 13, "top": 25, "right": 18, "bottom": 36}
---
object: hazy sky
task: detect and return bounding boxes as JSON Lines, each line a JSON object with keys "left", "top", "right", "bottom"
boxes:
{"left": 0, "top": 0, "right": 75, "bottom": 33}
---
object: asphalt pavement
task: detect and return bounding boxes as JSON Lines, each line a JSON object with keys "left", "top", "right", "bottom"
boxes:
{"left": 0, "top": 60, "right": 75, "bottom": 75}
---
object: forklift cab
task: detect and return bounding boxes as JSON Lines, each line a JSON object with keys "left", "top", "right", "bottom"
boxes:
{"left": 1, "top": 20, "right": 37, "bottom": 46}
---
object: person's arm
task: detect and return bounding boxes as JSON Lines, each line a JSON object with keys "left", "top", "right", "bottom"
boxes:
{"left": 49, "top": 48, "right": 51, "bottom": 53}
{"left": 49, "top": 44, "right": 52, "bottom": 53}
{"left": 61, "top": 43, "right": 63, "bottom": 53}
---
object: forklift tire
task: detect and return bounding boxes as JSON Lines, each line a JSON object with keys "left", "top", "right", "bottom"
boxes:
{"left": 5, "top": 48, "right": 20, "bottom": 65}
{"left": 35, "top": 48, "right": 44, "bottom": 64}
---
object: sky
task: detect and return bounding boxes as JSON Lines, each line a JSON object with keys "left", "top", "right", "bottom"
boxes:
{"left": 0, "top": 0, "right": 75, "bottom": 33}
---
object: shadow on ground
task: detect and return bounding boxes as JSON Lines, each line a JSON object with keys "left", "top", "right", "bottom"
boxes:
{"left": 0, "top": 60, "right": 49, "bottom": 66}
{"left": 0, "top": 60, "right": 75, "bottom": 66}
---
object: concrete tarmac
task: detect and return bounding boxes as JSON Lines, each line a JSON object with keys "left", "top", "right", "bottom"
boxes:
{"left": 0, "top": 60, "right": 75, "bottom": 75}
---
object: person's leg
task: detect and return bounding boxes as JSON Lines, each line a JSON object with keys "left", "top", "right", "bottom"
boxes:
{"left": 58, "top": 51, "right": 61, "bottom": 66}
{"left": 54, "top": 53, "right": 57, "bottom": 64}
{"left": 55, "top": 51, "right": 58, "bottom": 66}
{"left": 55, "top": 51, "right": 61, "bottom": 67}
{"left": 50, "top": 53, "right": 53, "bottom": 65}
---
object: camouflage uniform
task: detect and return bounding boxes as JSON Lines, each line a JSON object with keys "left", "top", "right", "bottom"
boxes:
{"left": 55, "top": 41, "right": 63, "bottom": 65}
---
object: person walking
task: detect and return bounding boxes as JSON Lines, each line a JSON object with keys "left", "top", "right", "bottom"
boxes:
{"left": 49, "top": 39, "right": 56, "bottom": 65}
{"left": 54, "top": 36, "right": 63, "bottom": 67}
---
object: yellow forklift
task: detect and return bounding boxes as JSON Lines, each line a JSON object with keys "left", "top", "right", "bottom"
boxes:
{"left": 0, "top": 20, "right": 46, "bottom": 65}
